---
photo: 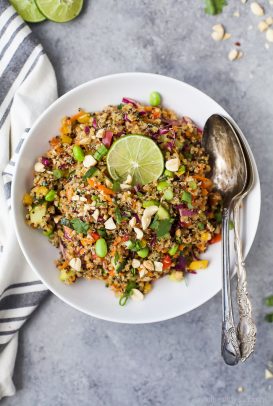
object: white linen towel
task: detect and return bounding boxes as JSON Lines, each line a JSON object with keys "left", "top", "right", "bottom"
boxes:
{"left": 0, "top": 1, "right": 57, "bottom": 399}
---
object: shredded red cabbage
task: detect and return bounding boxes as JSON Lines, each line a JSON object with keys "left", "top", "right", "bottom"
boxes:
{"left": 84, "top": 126, "right": 90, "bottom": 135}
{"left": 124, "top": 114, "right": 131, "bottom": 122}
{"left": 165, "top": 141, "right": 175, "bottom": 152}
{"left": 175, "top": 255, "right": 187, "bottom": 270}
{"left": 92, "top": 118, "right": 97, "bottom": 129}
{"left": 41, "top": 157, "right": 51, "bottom": 167}
{"left": 159, "top": 128, "right": 169, "bottom": 135}
{"left": 102, "top": 131, "right": 114, "bottom": 148}
{"left": 63, "top": 227, "right": 72, "bottom": 241}
{"left": 122, "top": 97, "right": 138, "bottom": 108}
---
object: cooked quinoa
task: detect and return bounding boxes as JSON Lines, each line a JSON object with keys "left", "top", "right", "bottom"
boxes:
{"left": 23, "top": 97, "right": 222, "bottom": 305}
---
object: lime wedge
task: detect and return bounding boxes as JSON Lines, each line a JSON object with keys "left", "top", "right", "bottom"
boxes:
{"left": 10, "top": 0, "right": 46, "bottom": 23}
{"left": 107, "top": 135, "right": 164, "bottom": 186}
{"left": 35, "top": 0, "right": 83, "bottom": 23}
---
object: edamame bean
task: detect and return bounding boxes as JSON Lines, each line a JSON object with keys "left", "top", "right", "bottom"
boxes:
{"left": 95, "top": 238, "right": 108, "bottom": 258}
{"left": 164, "top": 169, "right": 174, "bottom": 178}
{"left": 73, "top": 145, "right": 85, "bottom": 162}
{"left": 137, "top": 247, "right": 149, "bottom": 258}
{"left": 149, "top": 91, "right": 161, "bottom": 107}
{"left": 45, "top": 190, "right": 56, "bottom": 202}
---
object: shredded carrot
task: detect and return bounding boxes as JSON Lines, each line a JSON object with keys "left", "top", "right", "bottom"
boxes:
{"left": 59, "top": 261, "right": 69, "bottom": 269}
{"left": 70, "top": 111, "right": 85, "bottom": 122}
{"left": 144, "top": 106, "right": 153, "bottom": 112}
{"left": 81, "top": 238, "right": 94, "bottom": 247}
{"left": 50, "top": 137, "right": 61, "bottom": 147}
{"left": 193, "top": 175, "right": 213, "bottom": 190}
{"left": 79, "top": 248, "right": 86, "bottom": 255}
{"left": 66, "top": 187, "right": 73, "bottom": 201}
{"left": 97, "top": 184, "right": 115, "bottom": 196}
{"left": 87, "top": 179, "right": 114, "bottom": 202}
{"left": 210, "top": 234, "right": 221, "bottom": 244}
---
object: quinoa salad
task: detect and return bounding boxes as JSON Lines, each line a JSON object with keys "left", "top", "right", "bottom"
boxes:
{"left": 23, "top": 93, "right": 222, "bottom": 305}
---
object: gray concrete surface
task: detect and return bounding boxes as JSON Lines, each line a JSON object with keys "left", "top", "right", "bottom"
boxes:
{"left": 3, "top": 0, "right": 273, "bottom": 405}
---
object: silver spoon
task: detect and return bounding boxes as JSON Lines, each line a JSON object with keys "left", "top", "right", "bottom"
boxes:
{"left": 202, "top": 114, "right": 247, "bottom": 366}
{"left": 221, "top": 117, "right": 256, "bottom": 361}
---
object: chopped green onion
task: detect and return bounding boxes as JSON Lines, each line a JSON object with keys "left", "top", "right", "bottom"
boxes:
{"left": 164, "top": 169, "right": 174, "bottom": 178}
{"left": 157, "top": 181, "right": 169, "bottom": 192}
{"left": 182, "top": 191, "right": 192, "bottom": 204}
{"left": 117, "top": 104, "right": 123, "bottom": 110}
{"left": 53, "top": 169, "right": 63, "bottom": 179}
{"left": 163, "top": 188, "right": 173, "bottom": 201}
{"left": 198, "top": 223, "right": 205, "bottom": 230}
{"left": 189, "top": 180, "right": 197, "bottom": 190}
{"left": 168, "top": 244, "right": 178, "bottom": 256}
{"left": 93, "top": 144, "right": 108, "bottom": 161}
{"left": 83, "top": 167, "right": 97, "bottom": 180}
{"left": 119, "top": 281, "right": 137, "bottom": 306}
{"left": 178, "top": 165, "right": 186, "bottom": 175}
{"left": 143, "top": 200, "right": 159, "bottom": 208}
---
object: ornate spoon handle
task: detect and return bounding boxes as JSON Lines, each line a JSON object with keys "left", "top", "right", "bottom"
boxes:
{"left": 221, "top": 208, "right": 241, "bottom": 365}
{"left": 234, "top": 200, "right": 256, "bottom": 361}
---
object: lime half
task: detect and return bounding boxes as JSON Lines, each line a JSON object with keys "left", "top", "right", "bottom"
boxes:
{"left": 10, "top": 0, "right": 46, "bottom": 23}
{"left": 107, "top": 135, "right": 164, "bottom": 186}
{"left": 35, "top": 0, "right": 83, "bottom": 23}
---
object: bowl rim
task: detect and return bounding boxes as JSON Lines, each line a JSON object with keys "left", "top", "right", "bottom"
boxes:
{"left": 11, "top": 72, "right": 261, "bottom": 323}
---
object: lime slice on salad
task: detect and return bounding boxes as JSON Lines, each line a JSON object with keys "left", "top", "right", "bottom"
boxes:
{"left": 107, "top": 135, "right": 164, "bottom": 186}
{"left": 35, "top": 0, "right": 83, "bottom": 23}
{"left": 10, "top": 0, "right": 46, "bottom": 23}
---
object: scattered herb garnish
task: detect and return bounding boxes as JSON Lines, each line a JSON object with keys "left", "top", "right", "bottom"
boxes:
{"left": 117, "top": 104, "right": 123, "bottom": 110}
{"left": 182, "top": 191, "right": 192, "bottom": 204}
{"left": 116, "top": 260, "right": 127, "bottom": 273}
{"left": 156, "top": 219, "right": 173, "bottom": 238}
{"left": 98, "top": 228, "right": 107, "bottom": 238}
{"left": 119, "top": 281, "right": 137, "bottom": 306}
{"left": 71, "top": 219, "right": 90, "bottom": 235}
{"left": 115, "top": 207, "right": 122, "bottom": 224}
{"left": 114, "top": 252, "right": 120, "bottom": 265}
{"left": 204, "top": 0, "right": 227, "bottom": 15}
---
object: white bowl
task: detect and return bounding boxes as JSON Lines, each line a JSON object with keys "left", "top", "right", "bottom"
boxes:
{"left": 12, "top": 73, "right": 261, "bottom": 323}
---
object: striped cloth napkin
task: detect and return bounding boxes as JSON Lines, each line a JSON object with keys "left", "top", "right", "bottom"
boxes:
{"left": 0, "top": 1, "right": 57, "bottom": 399}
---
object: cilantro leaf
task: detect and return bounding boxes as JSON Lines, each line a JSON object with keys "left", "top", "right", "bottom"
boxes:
{"left": 156, "top": 219, "right": 173, "bottom": 238}
{"left": 204, "top": 0, "right": 227, "bottom": 15}
{"left": 70, "top": 219, "right": 90, "bottom": 235}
